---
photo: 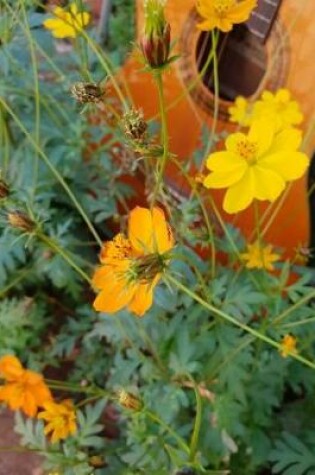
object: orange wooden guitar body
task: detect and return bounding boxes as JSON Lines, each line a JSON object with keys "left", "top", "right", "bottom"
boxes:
{"left": 117, "top": 1, "right": 315, "bottom": 257}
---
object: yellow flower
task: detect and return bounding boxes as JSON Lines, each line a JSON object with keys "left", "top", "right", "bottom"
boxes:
{"left": 92, "top": 206, "right": 174, "bottom": 317}
{"left": 279, "top": 335, "right": 297, "bottom": 358}
{"left": 38, "top": 399, "right": 77, "bottom": 443}
{"left": 241, "top": 241, "right": 280, "bottom": 270}
{"left": 203, "top": 120, "right": 309, "bottom": 214}
{"left": 252, "top": 89, "right": 303, "bottom": 131}
{"left": 196, "top": 0, "right": 257, "bottom": 32}
{"left": 43, "top": 3, "right": 90, "bottom": 39}
{"left": 228, "top": 96, "right": 252, "bottom": 127}
{"left": 0, "top": 355, "right": 52, "bottom": 417}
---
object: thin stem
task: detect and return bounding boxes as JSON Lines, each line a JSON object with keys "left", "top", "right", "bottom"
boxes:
{"left": 167, "top": 274, "right": 315, "bottom": 371}
{"left": 189, "top": 378, "right": 203, "bottom": 463}
{"left": 145, "top": 410, "right": 190, "bottom": 455}
{"left": 0, "top": 97, "right": 103, "bottom": 247}
{"left": 151, "top": 71, "right": 169, "bottom": 205}
{"left": 38, "top": 232, "right": 92, "bottom": 284}
{"left": 203, "top": 29, "right": 219, "bottom": 159}
{"left": 20, "top": 0, "right": 40, "bottom": 205}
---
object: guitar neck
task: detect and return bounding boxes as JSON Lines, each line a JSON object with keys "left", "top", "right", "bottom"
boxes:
{"left": 246, "top": 0, "right": 282, "bottom": 43}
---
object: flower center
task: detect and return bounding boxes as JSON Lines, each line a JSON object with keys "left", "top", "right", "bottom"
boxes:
{"left": 213, "top": 0, "right": 235, "bottom": 15}
{"left": 101, "top": 233, "right": 133, "bottom": 261}
{"left": 236, "top": 139, "right": 258, "bottom": 165}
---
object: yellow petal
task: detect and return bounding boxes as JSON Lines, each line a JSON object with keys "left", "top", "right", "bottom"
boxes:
{"left": 267, "top": 128, "right": 302, "bottom": 153}
{"left": 206, "top": 150, "right": 245, "bottom": 171}
{"left": 251, "top": 166, "right": 285, "bottom": 201}
{"left": 259, "top": 151, "right": 308, "bottom": 181}
{"left": 203, "top": 165, "right": 246, "bottom": 189}
{"left": 223, "top": 169, "right": 254, "bottom": 213}
{"left": 248, "top": 119, "right": 275, "bottom": 156}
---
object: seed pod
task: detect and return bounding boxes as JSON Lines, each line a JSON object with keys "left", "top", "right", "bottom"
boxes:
{"left": 122, "top": 108, "right": 148, "bottom": 143}
{"left": 70, "top": 82, "right": 104, "bottom": 104}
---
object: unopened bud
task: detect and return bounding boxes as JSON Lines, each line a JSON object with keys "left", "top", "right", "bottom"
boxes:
{"left": 89, "top": 455, "right": 107, "bottom": 469}
{"left": 0, "top": 179, "right": 10, "bottom": 199}
{"left": 140, "top": 0, "right": 171, "bottom": 68}
{"left": 122, "top": 108, "right": 148, "bottom": 143}
{"left": 117, "top": 390, "right": 143, "bottom": 411}
{"left": 71, "top": 82, "right": 104, "bottom": 104}
{"left": 7, "top": 211, "right": 35, "bottom": 232}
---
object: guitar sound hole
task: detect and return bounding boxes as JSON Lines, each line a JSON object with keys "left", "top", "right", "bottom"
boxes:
{"left": 196, "top": 25, "right": 267, "bottom": 101}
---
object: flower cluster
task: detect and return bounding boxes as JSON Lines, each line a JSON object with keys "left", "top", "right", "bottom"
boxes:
{"left": 92, "top": 206, "right": 174, "bottom": 317}
{"left": 229, "top": 89, "right": 304, "bottom": 131}
{"left": 0, "top": 355, "right": 77, "bottom": 443}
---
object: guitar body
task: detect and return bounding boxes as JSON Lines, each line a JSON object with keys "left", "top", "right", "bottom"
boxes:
{"left": 118, "top": 0, "right": 315, "bottom": 257}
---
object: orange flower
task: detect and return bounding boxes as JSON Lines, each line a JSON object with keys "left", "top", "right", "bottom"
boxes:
{"left": 279, "top": 335, "right": 298, "bottom": 358}
{"left": 0, "top": 355, "right": 52, "bottom": 417}
{"left": 38, "top": 400, "right": 77, "bottom": 443}
{"left": 92, "top": 206, "right": 174, "bottom": 317}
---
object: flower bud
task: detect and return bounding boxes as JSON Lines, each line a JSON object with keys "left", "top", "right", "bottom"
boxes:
{"left": 70, "top": 82, "right": 103, "bottom": 104}
{"left": 89, "top": 455, "right": 107, "bottom": 469}
{"left": 0, "top": 179, "right": 10, "bottom": 199}
{"left": 117, "top": 389, "right": 143, "bottom": 411}
{"left": 7, "top": 211, "right": 35, "bottom": 232}
{"left": 140, "top": 0, "right": 171, "bottom": 68}
{"left": 122, "top": 108, "right": 148, "bottom": 143}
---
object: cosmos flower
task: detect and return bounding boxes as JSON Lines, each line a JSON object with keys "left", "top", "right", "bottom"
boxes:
{"left": 241, "top": 241, "right": 280, "bottom": 271}
{"left": 92, "top": 206, "right": 174, "bottom": 317}
{"left": 0, "top": 355, "right": 52, "bottom": 417}
{"left": 196, "top": 0, "right": 257, "bottom": 32}
{"left": 43, "top": 3, "right": 90, "bottom": 39}
{"left": 203, "top": 120, "right": 309, "bottom": 214}
{"left": 38, "top": 399, "right": 77, "bottom": 443}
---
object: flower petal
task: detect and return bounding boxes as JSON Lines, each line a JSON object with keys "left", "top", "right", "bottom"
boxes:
{"left": 267, "top": 128, "right": 302, "bottom": 153}
{"left": 203, "top": 165, "right": 247, "bottom": 189}
{"left": 128, "top": 276, "right": 160, "bottom": 317}
{"left": 223, "top": 169, "right": 255, "bottom": 213}
{"left": 206, "top": 150, "right": 245, "bottom": 171}
{"left": 128, "top": 206, "right": 173, "bottom": 254}
{"left": 248, "top": 119, "right": 275, "bottom": 156}
{"left": 251, "top": 166, "right": 285, "bottom": 201}
{"left": 259, "top": 151, "right": 309, "bottom": 181}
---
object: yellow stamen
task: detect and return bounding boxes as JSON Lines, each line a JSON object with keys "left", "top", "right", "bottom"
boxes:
{"left": 213, "top": 0, "right": 236, "bottom": 15}
{"left": 236, "top": 139, "right": 258, "bottom": 165}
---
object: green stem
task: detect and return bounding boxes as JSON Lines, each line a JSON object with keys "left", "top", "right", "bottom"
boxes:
{"left": 20, "top": 0, "right": 40, "bottom": 205}
{"left": 145, "top": 410, "right": 190, "bottom": 455}
{"left": 189, "top": 379, "right": 203, "bottom": 463}
{"left": 167, "top": 274, "right": 315, "bottom": 371}
{"left": 0, "top": 97, "right": 103, "bottom": 247}
{"left": 204, "top": 29, "right": 219, "bottom": 159}
{"left": 152, "top": 71, "right": 169, "bottom": 205}
{"left": 37, "top": 232, "right": 92, "bottom": 284}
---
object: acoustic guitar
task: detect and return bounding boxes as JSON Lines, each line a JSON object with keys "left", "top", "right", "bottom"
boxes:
{"left": 117, "top": 0, "right": 315, "bottom": 259}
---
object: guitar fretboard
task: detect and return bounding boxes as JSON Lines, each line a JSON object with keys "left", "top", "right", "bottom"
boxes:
{"left": 246, "top": 0, "right": 282, "bottom": 43}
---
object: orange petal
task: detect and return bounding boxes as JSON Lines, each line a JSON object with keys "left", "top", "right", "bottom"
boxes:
{"left": 93, "top": 276, "right": 136, "bottom": 313}
{"left": 128, "top": 276, "right": 160, "bottom": 317}
{"left": 128, "top": 207, "right": 174, "bottom": 255}
{"left": 0, "top": 355, "right": 24, "bottom": 381}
